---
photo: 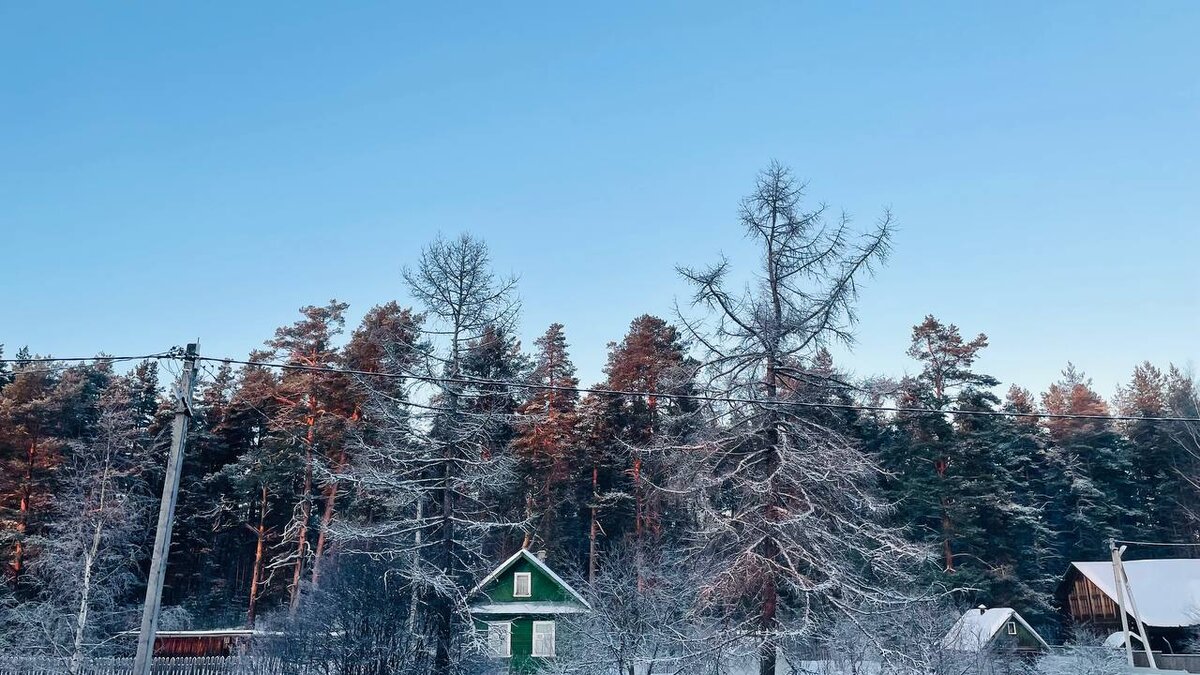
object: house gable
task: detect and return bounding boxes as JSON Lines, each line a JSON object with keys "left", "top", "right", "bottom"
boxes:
{"left": 1057, "top": 559, "right": 1200, "bottom": 629}
{"left": 469, "top": 549, "right": 591, "bottom": 612}
{"left": 942, "top": 608, "right": 1049, "bottom": 653}
{"left": 482, "top": 557, "right": 570, "bottom": 603}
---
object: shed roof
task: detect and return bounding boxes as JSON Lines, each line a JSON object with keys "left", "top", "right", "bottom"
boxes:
{"left": 1068, "top": 559, "right": 1200, "bottom": 628}
{"left": 941, "top": 608, "right": 1049, "bottom": 652}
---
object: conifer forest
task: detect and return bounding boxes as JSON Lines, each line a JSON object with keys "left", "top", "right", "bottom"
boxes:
{"left": 1, "top": 165, "right": 1197, "bottom": 675}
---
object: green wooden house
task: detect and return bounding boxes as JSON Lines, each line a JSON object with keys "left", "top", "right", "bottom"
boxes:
{"left": 469, "top": 549, "right": 591, "bottom": 672}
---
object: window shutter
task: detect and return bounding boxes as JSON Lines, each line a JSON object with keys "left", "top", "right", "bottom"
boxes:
{"left": 487, "top": 622, "right": 511, "bottom": 657}
{"left": 531, "top": 621, "right": 555, "bottom": 657}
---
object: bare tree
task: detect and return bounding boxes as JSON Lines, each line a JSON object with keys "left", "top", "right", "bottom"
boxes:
{"left": 676, "top": 162, "right": 925, "bottom": 675}
{"left": 547, "top": 542, "right": 707, "bottom": 675}
{"left": 336, "top": 234, "right": 522, "bottom": 675}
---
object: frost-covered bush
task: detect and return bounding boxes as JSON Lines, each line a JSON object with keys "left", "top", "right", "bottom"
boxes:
{"left": 1036, "top": 630, "right": 1124, "bottom": 675}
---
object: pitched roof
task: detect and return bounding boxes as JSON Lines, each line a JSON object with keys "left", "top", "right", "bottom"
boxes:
{"left": 1069, "top": 559, "right": 1200, "bottom": 628}
{"left": 469, "top": 549, "right": 592, "bottom": 611}
{"left": 941, "top": 608, "right": 1049, "bottom": 652}
{"left": 470, "top": 602, "right": 590, "bottom": 615}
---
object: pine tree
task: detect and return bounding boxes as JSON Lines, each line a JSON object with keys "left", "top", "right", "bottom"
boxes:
{"left": 886, "top": 317, "right": 999, "bottom": 575}
{"left": 512, "top": 323, "right": 580, "bottom": 560}
{"left": 1041, "top": 364, "right": 1138, "bottom": 563}
{"left": 992, "top": 386, "right": 1060, "bottom": 623}
{"left": 1116, "top": 362, "right": 1188, "bottom": 541}
{"left": 261, "top": 301, "right": 356, "bottom": 612}
{"left": 0, "top": 351, "right": 71, "bottom": 586}
{"left": 595, "top": 315, "right": 699, "bottom": 583}
{"left": 1164, "top": 367, "right": 1200, "bottom": 540}
{"left": 457, "top": 324, "right": 529, "bottom": 559}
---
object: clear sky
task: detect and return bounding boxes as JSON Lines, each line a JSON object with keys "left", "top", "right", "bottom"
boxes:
{"left": 1, "top": 2, "right": 1196, "bottom": 398}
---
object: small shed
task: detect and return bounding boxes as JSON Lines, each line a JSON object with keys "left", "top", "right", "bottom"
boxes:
{"left": 942, "top": 607, "right": 1049, "bottom": 654}
{"left": 117, "top": 629, "right": 257, "bottom": 657}
{"left": 468, "top": 549, "right": 591, "bottom": 672}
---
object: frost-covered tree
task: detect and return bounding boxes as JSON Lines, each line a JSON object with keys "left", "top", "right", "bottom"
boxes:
{"left": 17, "top": 376, "right": 153, "bottom": 671}
{"left": 1116, "top": 362, "right": 1194, "bottom": 542}
{"left": 676, "top": 162, "right": 923, "bottom": 675}
{"left": 340, "top": 234, "right": 521, "bottom": 675}
{"left": 1041, "top": 365, "right": 1137, "bottom": 563}
{"left": 1164, "top": 367, "right": 1200, "bottom": 538}
{"left": 547, "top": 542, "right": 710, "bottom": 675}
{"left": 1037, "top": 628, "right": 1125, "bottom": 675}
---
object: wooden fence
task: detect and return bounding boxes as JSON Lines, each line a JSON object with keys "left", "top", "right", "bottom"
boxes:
{"left": 0, "top": 657, "right": 286, "bottom": 675}
{"left": 1133, "top": 652, "right": 1200, "bottom": 673}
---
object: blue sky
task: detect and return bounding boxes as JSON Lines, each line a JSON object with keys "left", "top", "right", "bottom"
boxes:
{"left": 1, "top": 2, "right": 1196, "bottom": 397}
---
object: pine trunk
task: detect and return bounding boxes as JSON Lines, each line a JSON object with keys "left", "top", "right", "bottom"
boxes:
{"left": 246, "top": 485, "right": 268, "bottom": 627}
{"left": 12, "top": 433, "right": 37, "bottom": 578}
{"left": 288, "top": 416, "right": 315, "bottom": 613}
{"left": 310, "top": 450, "right": 345, "bottom": 589}
{"left": 588, "top": 464, "right": 598, "bottom": 585}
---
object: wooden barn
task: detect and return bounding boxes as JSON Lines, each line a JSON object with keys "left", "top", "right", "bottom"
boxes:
{"left": 468, "top": 549, "right": 591, "bottom": 672}
{"left": 1057, "top": 559, "right": 1200, "bottom": 653}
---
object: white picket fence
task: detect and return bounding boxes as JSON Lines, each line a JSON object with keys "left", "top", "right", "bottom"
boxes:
{"left": 0, "top": 656, "right": 285, "bottom": 675}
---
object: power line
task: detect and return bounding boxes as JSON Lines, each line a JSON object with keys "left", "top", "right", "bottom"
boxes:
{"left": 1, "top": 349, "right": 1192, "bottom": 424}
{"left": 1114, "top": 539, "right": 1200, "bottom": 548}
{"left": 192, "top": 355, "right": 1200, "bottom": 424}
{"left": 0, "top": 351, "right": 175, "bottom": 365}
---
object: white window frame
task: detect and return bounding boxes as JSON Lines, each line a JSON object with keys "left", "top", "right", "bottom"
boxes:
{"left": 1006, "top": 621, "right": 1017, "bottom": 635}
{"left": 486, "top": 621, "right": 512, "bottom": 658}
{"left": 531, "top": 620, "right": 556, "bottom": 658}
{"left": 513, "top": 572, "right": 532, "bottom": 598}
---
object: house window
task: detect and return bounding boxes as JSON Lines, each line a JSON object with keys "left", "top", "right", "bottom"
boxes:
{"left": 1006, "top": 621, "right": 1017, "bottom": 635}
{"left": 513, "top": 572, "right": 532, "bottom": 598}
{"left": 486, "top": 622, "right": 511, "bottom": 658}
{"left": 531, "top": 620, "right": 555, "bottom": 657}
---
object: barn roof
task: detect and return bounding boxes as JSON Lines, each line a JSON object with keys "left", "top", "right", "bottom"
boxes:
{"left": 1068, "top": 559, "right": 1200, "bottom": 628}
{"left": 941, "top": 608, "right": 1049, "bottom": 652}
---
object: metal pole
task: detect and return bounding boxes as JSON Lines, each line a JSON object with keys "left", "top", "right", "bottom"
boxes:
{"left": 1111, "top": 539, "right": 1135, "bottom": 668}
{"left": 132, "top": 344, "right": 198, "bottom": 675}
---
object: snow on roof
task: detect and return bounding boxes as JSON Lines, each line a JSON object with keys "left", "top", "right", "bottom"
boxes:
{"left": 468, "top": 549, "right": 592, "bottom": 611}
{"left": 470, "top": 602, "right": 590, "bottom": 615}
{"left": 115, "top": 629, "right": 260, "bottom": 637}
{"left": 1071, "top": 559, "right": 1200, "bottom": 628}
{"left": 942, "top": 608, "right": 1049, "bottom": 652}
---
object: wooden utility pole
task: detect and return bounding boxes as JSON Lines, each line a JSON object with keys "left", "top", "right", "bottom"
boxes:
{"left": 132, "top": 344, "right": 199, "bottom": 675}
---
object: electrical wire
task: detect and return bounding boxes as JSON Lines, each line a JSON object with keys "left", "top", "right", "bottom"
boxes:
{"left": 1, "top": 349, "right": 1193, "bottom": 423}
{"left": 0, "top": 351, "right": 176, "bottom": 364}
{"left": 192, "top": 355, "right": 1200, "bottom": 424}
{"left": 1114, "top": 539, "right": 1200, "bottom": 548}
